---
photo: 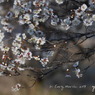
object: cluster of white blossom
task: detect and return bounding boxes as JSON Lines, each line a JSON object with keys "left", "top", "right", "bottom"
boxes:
{"left": 40, "top": 57, "right": 49, "bottom": 67}
{"left": 11, "top": 83, "right": 21, "bottom": 92}
{"left": 15, "top": 48, "right": 32, "bottom": 64}
{"left": 1, "top": 18, "right": 14, "bottom": 32}
{"left": 0, "top": 0, "right": 94, "bottom": 90}
{"left": 65, "top": 61, "right": 83, "bottom": 78}
{"left": 73, "top": 61, "right": 83, "bottom": 78}
{"left": 28, "top": 35, "right": 46, "bottom": 49}
{"left": 51, "top": 2, "right": 95, "bottom": 29}
{"left": 0, "top": 0, "right": 95, "bottom": 33}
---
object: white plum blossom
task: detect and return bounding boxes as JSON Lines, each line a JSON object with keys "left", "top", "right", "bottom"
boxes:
{"left": 3, "top": 25, "right": 14, "bottom": 32}
{"left": 35, "top": 44, "right": 41, "bottom": 50}
{"left": 18, "top": 67, "right": 25, "bottom": 71}
{"left": 33, "top": 56, "right": 40, "bottom": 61}
{"left": 0, "top": 42, "right": 4, "bottom": 50}
{"left": 1, "top": 46, "right": 10, "bottom": 52}
{"left": 28, "top": 36, "right": 46, "bottom": 45}
{"left": 22, "top": 33, "right": 26, "bottom": 39}
{"left": 15, "top": 57, "right": 26, "bottom": 64}
{"left": 0, "top": 64, "right": 7, "bottom": 70}
{"left": 11, "top": 47, "right": 20, "bottom": 55}
{"left": 36, "top": 37, "right": 46, "bottom": 45}
{"left": 60, "top": 19, "right": 71, "bottom": 30}
{"left": 23, "top": 13, "right": 31, "bottom": 21}
{"left": 51, "top": 15, "right": 59, "bottom": 26}
{"left": 22, "top": 48, "right": 32, "bottom": 60}
{"left": 89, "top": 0, "right": 95, "bottom": 5}
{"left": 33, "top": 14, "right": 39, "bottom": 22}
{"left": 15, "top": 48, "right": 32, "bottom": 64}
{"left": 60, "top": 23, "right": 70, "bottom": 30}
{"left": 73, "top": 61, "right": 79, "bottom": 67}
{"left": 33, "top": 0, "right": 46, "bottom": 7}
{"left": 55, "top": 0, "right": 64, "bottom": 4}
{"left": 75, "top": 68, "right": 83, "bottom": 78}
{"left": 15, "top": 33, "right": 22, "bottom": 42}
{"left": 92, "top": 14, "right": 95, "bottom": 21}
{"left": 14, "top": 9, "right": 20, "bottom": 18}
{"left": 14, "top": 48, "right": 32, "bottom": 64}
{"left": 72, "top": 17, "right": 81, "bottom": 26}
{"left": 6, "top": 11, "right": 13, "bottom": 19}
{"left": 51, "top": 19, "right": 58, "bottom": 26}
{"left": 40, "top": 58, "right": 49, "bottom": 67}
{"left": 0, "top": 71, "right": 4, "bottom": 76}
{"left": 18, "top": 19, "right": 25, "bottom": 25}
{"left": 64, "top": 18, "right": 71, "bottom": 25}
{"left": 81, "top": 4, "right": 87, "bottom": 11}
{"left": 0, "top": 30, "right": 4, "bottom": 42}
{"left": 83, "top": 18, "right": 93, "bottom": 26}
{"left": 75, "top": 9, "right": 83, "bottom": 17}
{"left": 12, "top": 41, "right": 21, "bottom": 48}
{"left": 19, "top": 14, "right": 31, "bottom": 24}
{"left": 29, "top": 23, "right": 35, "bottom": 30}
{"left": 1, "top": 18, "right": 9, "bottom": 25}
{"left": 33, "top": 0, "right": 41, "bottom": 7}
{"left": 7, "top": 64, "right": 15, "bottom": 71}
{"left": 11, "top": 83, "right": 21, "bottom": 92}
{"left": 33, "top": 8, "right": 42, "bottom": 15}
{"left": 14, "top": 0, "right": 21, "bottom": 6}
